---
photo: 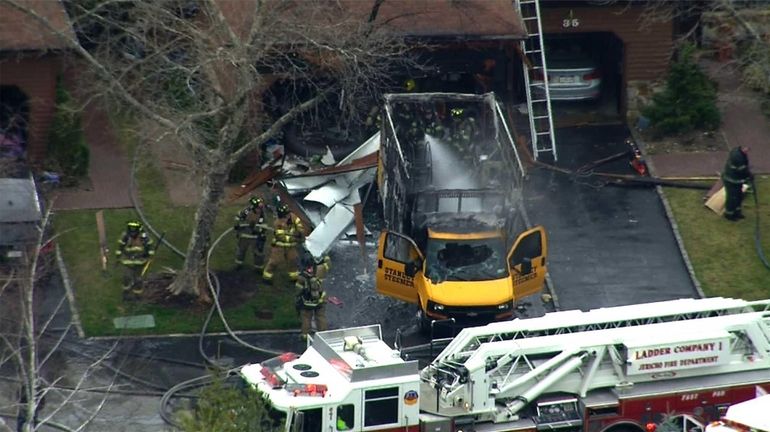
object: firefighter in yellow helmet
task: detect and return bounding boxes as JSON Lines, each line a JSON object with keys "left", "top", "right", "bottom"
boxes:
{"left": 115, "top": 220, "right": 154, "bottom": 299}
{"left": 234, "top": 196, "right": 268, "bottom": 271}
{"left": 262, "top": 202, "right": 304, "bottom": 283}
{"left": 404, "top": 78, "right": 417, "bottom": 93}
{"left": 295, "top": 253, "right": 329, "bottom": 340}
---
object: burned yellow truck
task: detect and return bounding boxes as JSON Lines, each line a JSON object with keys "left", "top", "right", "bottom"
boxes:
{"left": 376, "top": 92, "right": 547, "bottom": 331}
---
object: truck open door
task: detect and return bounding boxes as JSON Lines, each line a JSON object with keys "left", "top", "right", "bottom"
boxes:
{"left": 508, "top": 226, "right": 548, "bottom": 300}
{"left": 376, "top": 231, "right": 421, "bottom": 304}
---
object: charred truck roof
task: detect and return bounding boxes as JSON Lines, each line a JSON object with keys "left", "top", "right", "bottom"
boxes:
{"left": 378, "top": 92, "right": 525, "bottom": 236}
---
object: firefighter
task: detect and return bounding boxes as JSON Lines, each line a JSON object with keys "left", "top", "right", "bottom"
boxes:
{"left": 115, "top": 220, "right": 154, "bottom": 299}
{"left": 234, "top": 196, "right": 269, "bottom": 271}
{"left": 262, "top": 202, "right": 304, "bottom": 283}
{"left": 449, "top": 108, "right": 476, "bottom": 155}
{"left": 295, "top": 255, "right": 328, "bottom": 340}
{"left": 423, "top": 107, "right": 445, "bottom": 139}
{"left": 721, "top": 146, "right": 753, "bottom": 221}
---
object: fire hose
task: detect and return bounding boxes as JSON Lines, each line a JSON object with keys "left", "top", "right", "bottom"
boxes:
{"left": 751, "top": 179, "right": 770, "bottom": 270}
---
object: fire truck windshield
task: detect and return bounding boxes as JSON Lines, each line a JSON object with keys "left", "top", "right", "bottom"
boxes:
{"left": 425, "top": 237, "right": 507, "bottom": 282}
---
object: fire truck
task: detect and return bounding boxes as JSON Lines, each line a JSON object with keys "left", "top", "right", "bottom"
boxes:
{"left": 240, "top": 297, "right": 770, "bottom": 432}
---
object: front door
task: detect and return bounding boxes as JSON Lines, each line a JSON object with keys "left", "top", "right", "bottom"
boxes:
{"left": 376, "top": 231, "right": 421, "bottom": 304}
{"left": 508, "top": 226, "right": 548, "bottom": 300}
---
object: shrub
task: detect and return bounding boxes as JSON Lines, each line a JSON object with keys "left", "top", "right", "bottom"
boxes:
{"left": 179, "top": 376, "right": 282, "bottom": 432}
{"left": 47, "top": 79, "right": 89, "bottom": 180}
{"left": 741, "top": 41, "right": 770, "bottom": 94}
{"left": 642, "top": 44, "right": 721, "bottom": 136}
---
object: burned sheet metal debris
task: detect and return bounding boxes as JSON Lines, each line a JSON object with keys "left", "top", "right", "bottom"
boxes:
{"left": 280, "top": 132, "right": 379, "bottom": 259}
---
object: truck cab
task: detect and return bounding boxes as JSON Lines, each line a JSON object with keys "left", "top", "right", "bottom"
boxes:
{"left": 377, "top": 223, "right": 546, "bottom": 329}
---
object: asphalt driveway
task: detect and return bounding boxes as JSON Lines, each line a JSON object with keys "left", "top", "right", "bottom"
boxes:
{"left": 523, "top": 123, "right": 699, "bottom": 310}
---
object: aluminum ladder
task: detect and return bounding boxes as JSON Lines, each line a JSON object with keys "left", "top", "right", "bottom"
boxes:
{"left": 516, "top": 0, "right": 557, "bottom": 161}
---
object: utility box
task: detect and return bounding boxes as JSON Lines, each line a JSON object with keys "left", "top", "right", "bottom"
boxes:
{"left": 0, "top": 175, "right": 42, "bottom": 273}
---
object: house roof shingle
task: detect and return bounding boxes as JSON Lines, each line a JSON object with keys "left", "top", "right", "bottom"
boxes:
{"left": 218, "top": 0, "right": 527, "bottom": 42}
{"left": 346, "top": 0, "right": 527, "bottom": 40}
{"left": 0, "top": 0, "right": 74, "bottom": 51}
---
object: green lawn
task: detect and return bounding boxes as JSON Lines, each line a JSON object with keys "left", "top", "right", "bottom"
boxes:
{"left": 53, "top": 131, "right": 299, "bottom": 336}
{"left": 663, "top": 176, "right": 770, "bottom": 300}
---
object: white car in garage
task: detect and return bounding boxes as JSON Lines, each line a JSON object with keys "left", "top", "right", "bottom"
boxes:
{"left": 532, "top": 37, "right": 602, "bottom": 101}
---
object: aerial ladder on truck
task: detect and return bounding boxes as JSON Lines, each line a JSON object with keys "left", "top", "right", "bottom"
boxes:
{"left": 420, "top": 300, "right": 770, "bottom": 429}
{"left": 432, "top": 297, "right": 770, "bottom": 364}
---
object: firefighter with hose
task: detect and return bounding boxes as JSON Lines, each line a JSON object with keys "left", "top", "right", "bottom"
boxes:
{"left": 722, "top": 146, "right": 753, "bottom": 221}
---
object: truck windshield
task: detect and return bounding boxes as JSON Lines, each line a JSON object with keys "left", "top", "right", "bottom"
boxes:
{"left": 425, "top": 237, "right": 507, "bottom": 282}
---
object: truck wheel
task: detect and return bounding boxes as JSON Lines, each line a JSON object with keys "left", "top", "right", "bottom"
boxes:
{"left": 417, "top": 300, "right": 431, "bottom": 334}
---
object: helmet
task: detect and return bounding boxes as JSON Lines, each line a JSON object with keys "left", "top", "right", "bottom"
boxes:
{"left": 277, "top": 203, "right": 289, "bottom": 217}
{"left": 127, "top": 220, "right": 142, "bottom": 234}
{"left": 404, "top": 79, "right": 416, "bottom": 92}
{"left": 249, "top": 196, "right": 264, "bottom": 208}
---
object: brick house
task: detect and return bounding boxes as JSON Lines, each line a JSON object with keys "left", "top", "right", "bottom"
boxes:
{"left": 0, "top": 0, "right": 75, "bottom": 163}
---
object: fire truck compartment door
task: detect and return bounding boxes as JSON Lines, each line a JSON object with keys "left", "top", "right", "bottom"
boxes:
{"left": 376, "top": 231, "right": 421, "bottom": 304}
{"left": 508, "top": 226, "right": 547, "bottom": 299}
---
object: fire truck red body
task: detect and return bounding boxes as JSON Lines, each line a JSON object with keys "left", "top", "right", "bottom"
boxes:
{"left": 241, "top": 297, "right": 770, "bottom": 432}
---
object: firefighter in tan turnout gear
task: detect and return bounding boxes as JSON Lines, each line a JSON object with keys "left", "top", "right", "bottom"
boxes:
{"left": 262, "top": 202, "right": 304, "bottom": 283}
{"left": 234, "top": 196, "right": 269, "bottom": 271}
{"left": 115, "top": 221, "right": 154, "bottom": 299}
{"left": 295, "top": 253, "right": 331, "bottom": 340}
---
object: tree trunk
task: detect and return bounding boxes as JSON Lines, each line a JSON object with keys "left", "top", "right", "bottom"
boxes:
{"left": 167, "top": 158, "right": 229, "bottom": 299}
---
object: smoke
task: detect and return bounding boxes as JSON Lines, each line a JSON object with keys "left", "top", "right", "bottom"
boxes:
{"left": 425, "top": 135, "right": 482, "bottom": 212}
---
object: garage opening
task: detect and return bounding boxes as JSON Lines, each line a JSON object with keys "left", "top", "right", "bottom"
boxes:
{"left": 0, "top": 85, "right": 30, "bottom": 162}
{"left": 540, "top": 32, "right": 624, "bottom": 122}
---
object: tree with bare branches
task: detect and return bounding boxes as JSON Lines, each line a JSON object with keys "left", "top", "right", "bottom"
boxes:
{"left": 4, "top": 0, "right": 412, "bottom": 298}
{"left": 0, "top": 202, "right": 121, "bottom": 431}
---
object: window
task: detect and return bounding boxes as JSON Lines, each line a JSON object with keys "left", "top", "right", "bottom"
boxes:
{"left": 364, "top": 387, "right": 399, "bottom": 427}
{"left": 510, "top": 230, "right": 542, "bottom": 266}
{"left": 425, "top": 237, "right": 507, "bottom": 282}
{"left": 384, "top": 233, "right": 413, "bottom": 263}
{"left": 290, "top": 408, "right": 322, "bottom": 432}
{"left": 336, "top": 405, "right": 354, "bottom": 431}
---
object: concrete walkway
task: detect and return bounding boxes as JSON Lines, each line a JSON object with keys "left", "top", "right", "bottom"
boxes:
{"left": 649, "top": 60, "right": 770, "bottom": 178}
{"left": 52, "top": 100, "right": 133, "bottom": 210}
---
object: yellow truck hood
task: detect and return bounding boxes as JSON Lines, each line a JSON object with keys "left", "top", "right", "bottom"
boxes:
{"left": 425, "top": 277, "right": 513, "bottom": 306}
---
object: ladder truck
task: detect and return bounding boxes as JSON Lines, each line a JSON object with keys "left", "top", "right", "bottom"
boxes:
{"left": 240, "top": 297, "right": 770, "bottom": 432}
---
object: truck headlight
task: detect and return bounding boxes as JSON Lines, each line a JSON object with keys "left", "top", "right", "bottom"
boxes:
{"left": 428, "top": 301, "right": 445, "bottom": 311}
{"left": 497, "top": 302, "right": 511, "bottom": 310}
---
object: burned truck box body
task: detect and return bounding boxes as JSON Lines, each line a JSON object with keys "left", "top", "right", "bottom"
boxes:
{"left": 375, "top": 92, "right": 547, "bottom": 330}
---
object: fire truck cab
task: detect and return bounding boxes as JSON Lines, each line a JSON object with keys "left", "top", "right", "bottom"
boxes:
{"left": 240, "top": 325, "right": 422, "bottom": 432}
